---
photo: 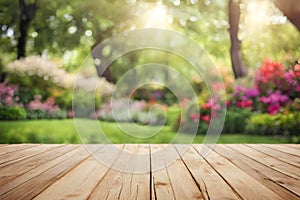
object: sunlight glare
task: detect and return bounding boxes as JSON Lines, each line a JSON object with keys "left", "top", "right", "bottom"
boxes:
{"left": 245, "top": 1, "right": 269, "bottom": 28}
{"left": 145, "top": 4, "right": 168, "bottom": 28}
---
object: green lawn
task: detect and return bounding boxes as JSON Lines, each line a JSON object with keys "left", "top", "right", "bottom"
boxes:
{"left": 0, "top": 119, "right": 293, "bottom": 144}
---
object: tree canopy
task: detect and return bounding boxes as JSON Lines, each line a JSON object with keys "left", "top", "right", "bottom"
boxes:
{"left": 0, "top": 0, "right": 299, "bottom": 81}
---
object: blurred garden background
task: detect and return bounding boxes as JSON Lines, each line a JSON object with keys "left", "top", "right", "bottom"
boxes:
{"left": 0, "top": 0, "right": 299, "bottom": 144}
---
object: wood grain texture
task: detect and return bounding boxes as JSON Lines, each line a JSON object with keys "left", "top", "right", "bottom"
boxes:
{"left": 227, "top": 144, "right": 300, "bottom": 179}
{"left": 247, "top": 144, "right": 300, "bottom": 167}
{"left": 194, "top": 144, "right": 283, "bottom": 200}
{"left": 213, "top": 144, "right": 300, "bottom": 198}
{"left": 175, "top": 145, "right": 240, "bottom": 200}
{"left": 0, "top": 144, "right": 298, "bottom": 200}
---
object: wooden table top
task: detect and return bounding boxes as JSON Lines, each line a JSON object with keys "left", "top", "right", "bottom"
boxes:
{"left": 0, "top": 144, "right": 299, "bottom": 200}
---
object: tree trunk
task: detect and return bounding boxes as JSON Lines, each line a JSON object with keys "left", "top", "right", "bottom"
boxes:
{"left": 274, "top": 0, "right": 300, "bottom": 31}
{"left": 228, "top": 0, "right": 247, "bottom": 79}
{"left": 91, "top": 34, "right": 115, "bottom": 83}
{"left": 17, "top": 0, "right": 38, "bottom": 59}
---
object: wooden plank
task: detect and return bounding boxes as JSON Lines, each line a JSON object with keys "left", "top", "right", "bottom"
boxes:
{"left": 0, "top": 145, "right": 102, "bottom": 199}
{"left": 0, "top": 144, "right": 299, "bottom": 200}
{"left": 0, "top": 144, "right": 62, "bottom": 166}
{"left": 89, "top": 144, "right": 150, "bottom": 200}
{"left": 283, "top": 144, "right": 300, "bottom": 150}
{"left": 151, "top": 144, "right": 175, "bottom": 200}
{"left": 152, "top": 144, "right": 203, "bottom": 200}
{"left": 213, "top": 144, "right": 300, "bottom": 198}
{"left": 175, "top": 144, "right": 240, "bottom": 200}
{"left": 88, "top": 144, "right": 129, "bottom": 200}
{"left": 247, "top": 144, "right": 300, "bottom": 168}
{"left": 126, "top": 144, "right": 150, "bottom": 200}
{"left": 227, "top": 144, "right": 300, "bottom": 179}
{"left": 0, "top": 145, "right": 77, "bottom": 188}
{"left": 194, "top": 144, "right": 283, "bottom": 200}
{"left": 0, "top": 144, "right": 37, "bottom": 156}
{"left": 34, "top": 145, "right": 123, "bottom": 200}
{"left": 263, "top": 144, "right": 300, "bottom": 158}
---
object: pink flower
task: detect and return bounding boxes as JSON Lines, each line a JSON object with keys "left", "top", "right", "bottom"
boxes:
{"left": 28, "top": 96, "right": 59, "bottom": 113}
{"left": 201, "top": 102, "right": 211, "bottom": 109}
{"left": 0, "top": 81, "right": 18, "bottom": 107}
{"left": 261, "top": 96, "right": 269, "bottom": 104}
{"left": 268, "top": 104, "right": 280, "bottom": 115}
{"left": 180, "top": 118, "right": 186, "bottom": 125}
{"left": 67, "top": 110, "right": 74, "bottom": 118}
{"left": 245, "top": 88, "right": 260, "bottom": 98}
{"left": 189, "top": 113, "right": 200, "bottom": 122}
{"left": 179, "top": 98, "right": 190, "bottom": 108}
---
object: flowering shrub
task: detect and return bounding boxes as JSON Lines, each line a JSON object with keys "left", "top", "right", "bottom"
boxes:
{"left": 0, "top": 82, "right": 27, "bottom": 120}
{"left": 7, "top": 56, "right": 72, "bottom": 88}
{"left": 231, "top": 59, "right": 300, "bottom": 115}
{"left": 0, "top": 81, "right": 18, "bottom": 107}
{"left": 173, "top": 98, "right": 223, "bottom": 134}
{"left": 27, "top": 95, "right": 59, "bottom": 113}
{"left": 255, "top": 59, "right": 285, "bottom": 85}
{"left": 5, "top": 56, "right": 114, "bottom": 117}
{"left": 26, "top": 95, "right": 66, "bottom": 119}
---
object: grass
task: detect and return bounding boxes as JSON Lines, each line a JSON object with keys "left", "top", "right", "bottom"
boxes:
{"left": 0, "top": 119, "right": 293, "bottom": 144}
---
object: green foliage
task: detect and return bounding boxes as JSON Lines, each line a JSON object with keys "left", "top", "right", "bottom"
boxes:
{"left": 72, "top": 89, "right": 102, "bottom": 118}
{"left": 222, "top": 107, "right": 253, "bottom": 133}
{"left": 1, "top": 0, "right": 298, "bottom": 76}
{"left": 26, "top": 109, "right": 67, "bottom": 120}
{"left": 55, "top": 90, "right": 73, "bottom": 110}
{"left": 26, "top": 110, "right": 45, "bottom": 120}
{"left": 245, "top": 112, "right": 300, "bottom": 137}
{"left": 0, "top": 106, "right": 27, "bottom": 120}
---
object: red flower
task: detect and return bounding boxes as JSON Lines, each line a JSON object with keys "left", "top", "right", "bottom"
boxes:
{"left": 200, "top": 115, "right": 210, "bottom": 124}
{"left": 256, "top": 59, "right": 285, "bottom": 84}
{"left": 149, "top": 97, "right": 156, "bottom": 105}
{"left": 237, "top": 100, "right": 252, "bottom": 108}
{"left": 225, "top": 100, "right": 230, "bottom": 107}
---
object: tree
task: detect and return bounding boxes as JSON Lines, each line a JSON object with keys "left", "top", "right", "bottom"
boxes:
{"left": 228, "top": 0, "right": 247, "bottom": 79}
{"left": 86, "top": 0, "right": 136, "bottom": 83}
{"left": 274, "top": 0, "right": 300, "bottom": 31}
{"left": 17, "top": 0, "right": 38, "bottom": 59}
{"left": 228, "top": 0, "right": 300, "bottom": 79}
{"left": 0, "top": 0, "right": 88, "bottom": 59}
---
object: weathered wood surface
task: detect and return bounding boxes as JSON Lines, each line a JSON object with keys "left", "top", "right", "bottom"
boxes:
{"left": 0, "top": 144, "right": 299, "bottom": 200}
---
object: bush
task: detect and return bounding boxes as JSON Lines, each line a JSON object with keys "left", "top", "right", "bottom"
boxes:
{"left": 222, "top": 107, "right": 252, "bottom": 133}
{"left": 230, "top": 60, "right": 300, "bottom": 115}
{"left": 172, "top": 98, "right": 224, "bottom": 135}
{"left": 97, "top": 99, "right": 167, "bottom": 125}
{"left": 27, "top": 109, "right": 67, "bottom": 120}
{"left": 26, "top": 109, "right": 45, "bottom": 119}
{"left": 0, "top": 106, "right": 27, "bottom": 120}
{"left": 245, "top": 112, "right": 300, "bottom": 136}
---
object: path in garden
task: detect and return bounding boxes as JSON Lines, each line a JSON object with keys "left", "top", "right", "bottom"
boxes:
{"left": 0, "top": 144, "right": 299, "bottom": 199}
